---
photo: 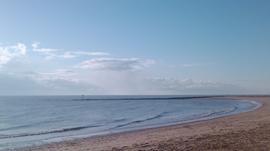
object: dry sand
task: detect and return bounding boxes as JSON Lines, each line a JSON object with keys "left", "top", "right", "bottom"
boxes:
{"left": 17, "top": 96, "right": 270, "bottom": 151}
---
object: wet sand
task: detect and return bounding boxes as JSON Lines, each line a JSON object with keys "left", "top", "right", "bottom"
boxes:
{"left": 18, "top": 96, "right": 270, "bottom": 151}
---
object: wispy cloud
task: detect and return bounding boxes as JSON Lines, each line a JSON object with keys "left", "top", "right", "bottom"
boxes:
{"left": 31, "top": 42, "right": 61, "bottom": 60}
{"left": 31, "top": 42, "right": 109, "bottom": 60}
{"left": 78, "top": 57, "right": 155, "bottom": 71}
{"left": 70, "top": 51, "right": 109, "bottom": 56}
{"left": 0, "top": 43, "right": 26, "bottom": 65}
{"left": 32, "top": 42, "right": 59, "bottom": 53}
{"left": 25, "top": 69, "right": 99, "bottom": 92}
{"left": 181, "top": 63, "right": 201, "bottom": 67}
{"left": 169, "top": 63, "right": 210, "bottom": 69}
{"left": 145, "top": 77, "right": 247, "bottom": 94}
{"left": 30, "top": 69, "right": 78, "bottom": 82}
{"left": 0, "top": 71, "right": 100, "bottom": 95}
{"left": 61, "top": 51, "right": 110, "bottom": 59}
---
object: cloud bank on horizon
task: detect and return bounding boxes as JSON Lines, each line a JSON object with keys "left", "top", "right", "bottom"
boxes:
{"left": 0, "top": 42, "right": 252, "bottom": 95}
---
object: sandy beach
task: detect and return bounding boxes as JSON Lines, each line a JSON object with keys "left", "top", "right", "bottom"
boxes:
{"left": 17, "top": 96, "right": 270, "bottom": 151}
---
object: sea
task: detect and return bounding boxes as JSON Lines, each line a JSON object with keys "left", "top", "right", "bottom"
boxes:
{"left": 0, "top": 95, "right": 260, "bottom": 150}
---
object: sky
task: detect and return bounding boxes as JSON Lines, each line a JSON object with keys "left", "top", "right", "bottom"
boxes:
{"left": 0, "top": 0, "right": 269, "bottom": 95}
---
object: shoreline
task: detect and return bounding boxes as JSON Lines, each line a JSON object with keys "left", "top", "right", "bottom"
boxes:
{"left": 16, "top": 96, "right": 270, "bottom": 151}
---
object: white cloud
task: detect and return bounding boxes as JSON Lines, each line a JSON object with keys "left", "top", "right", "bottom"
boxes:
{"left": 61, "top": 52, "right": 76, "bottom": 58}
{"left": 78, "top": 57, "right": 155, "bottom": 71}
{"left": 31, "top": 42, "right": 109, "bottom": 60}
{"left": 61, "top": 51, "right": 110, "bottom": 59}
{"left": 0, "top": 43, "right": 27, "bottom": 65}
{"left": 31, "top": 42, "right": 61, "bottom": 60}
{"left": 32, "top": 42, "right": 59, "bottom": 52}
{"left": 70, "top": 51, "right": 109, "bottom": 56}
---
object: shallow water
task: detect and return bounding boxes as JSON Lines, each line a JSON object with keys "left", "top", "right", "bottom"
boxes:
{"left": 0, "top": 96, "right": 259, "bottom": 150}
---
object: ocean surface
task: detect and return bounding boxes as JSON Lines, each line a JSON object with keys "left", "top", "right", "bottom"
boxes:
{"left": 0, "top": 96, "right": 259, "bottom": 150}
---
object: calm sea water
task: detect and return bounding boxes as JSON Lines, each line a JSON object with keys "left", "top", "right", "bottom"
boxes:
{"left": 0, "top": 96, "right": 259, "bottom": 150}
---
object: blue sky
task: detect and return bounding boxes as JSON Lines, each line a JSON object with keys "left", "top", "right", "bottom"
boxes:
{"left": 0, "top": 0, "right": 269, "bottom": 95}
